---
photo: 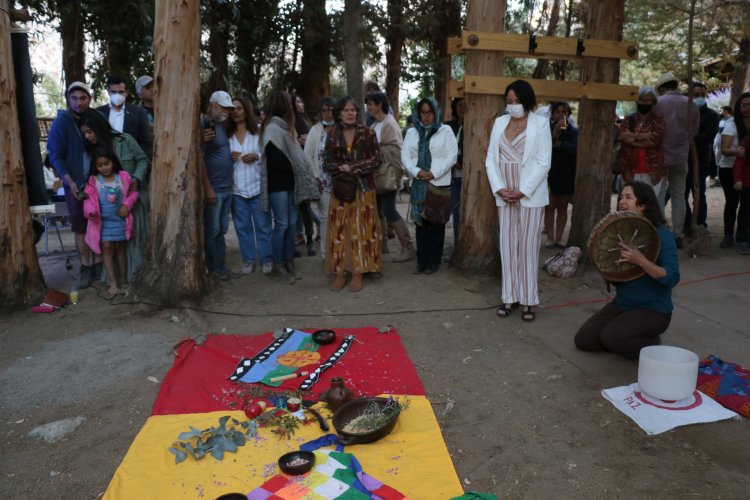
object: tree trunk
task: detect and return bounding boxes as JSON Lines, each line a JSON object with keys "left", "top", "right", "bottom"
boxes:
{"left": 132, "top": 0, "right": 211, "bottom": 305}
{"left": 57, "top": 0, "right": 85, "bottom": 86}
{"left": 453, "top": 0, "right": 506, "bottom": 274}
{"left": 0, "top": 0, "right": 45, "bottom": 309}
{"left": 568, "top": 0, "right": 625, "bottom": 249}
{"left": 532, "top": 0, "right": 561, "bottom": 80}
{"left": 730, "top": 37, "right": 750, "bottom": 104}
{"left": 299, "top": 0, "right": 330, "bottom": 109}
{"left": 432, "top": 0, "right": 462, "bottom": 119}
{"left": 384, "top": 0, "right": 405, "bottom": 118}
{"left": 205, "top": 1, "right": 231, "bottom": 94}
{"left": 344, "top": 0, "right": 363, "bottom": 106}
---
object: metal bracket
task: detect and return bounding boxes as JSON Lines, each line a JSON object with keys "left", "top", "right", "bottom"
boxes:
{"left": 576, "top": 38, "right": 585, "bottom": 57}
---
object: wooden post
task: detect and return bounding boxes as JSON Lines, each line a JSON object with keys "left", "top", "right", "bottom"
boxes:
{"left": 567, "top": 0, "right": 625, "bottom": 249}
{"left": 452, "top": 1, "right": 506, "bottom": 273}
{"left": 0, "top": 0, "right": 45, "bottom": 308}
{"left": 132, "top": 0, "right": 210, "bottom": 304}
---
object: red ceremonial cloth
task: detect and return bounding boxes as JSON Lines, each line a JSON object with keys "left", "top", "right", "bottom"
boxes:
{"left": 152, "top": 327, "right": 425, "bottom": 415}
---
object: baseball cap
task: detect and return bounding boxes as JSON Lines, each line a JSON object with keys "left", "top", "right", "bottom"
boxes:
{"left": 135, "top": 75, "right": 154, "bottom": 95}
{"left": 209, "top": 90, "right": 235, "bottom": 108}
{"left": 655, "top": 72, "right": 678, "bottom": 89}
{"left": 66, "top": 81, "right": 91, "bottom": 96}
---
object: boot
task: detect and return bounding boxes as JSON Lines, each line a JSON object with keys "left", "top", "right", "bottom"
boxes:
{"left": 380, "top": 217, "right": 390, "bottom": 254}
{"left": 330, "top": 274, "right": 347, "bottom": 291}
{"left": 285, "top": 260, "right": 302, "bottom": 280}
{"left": 76, "top": 265, "right": 92, "bottom": 289}
{"left": 349, "top": 272, "right": 363, "bottom": 292}
{"left": 392, "top": 219, "right": 416, "bottom": 263}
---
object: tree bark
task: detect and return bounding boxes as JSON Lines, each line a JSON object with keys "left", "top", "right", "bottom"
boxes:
{"left": 453, "top": 0, "right": 506, "bottom": 274}
{"left": 568, "top": 0, "right": 625, "bottom": 249}
{"left": 384, "top": 0, "right": 405, "bottom": 118}
{"left": 0, "top": 0, "right": 46, "bottom": 309}
{"left": 299, "top": 0, "right": 330, "bottom": 109}
{"left": 205, "top": 1, "right": 231, "bottom": 94}
{"left": 57, "top": 0, "right": 85, "bottom": 86}
{"left": 344, "top": 0, "right": 364, "bottom": 106}
{"left": 730, "top": 38, "right": 750, "bottom": 104}
{"left": 432, "top": 0, "right": 462, "bottom": 119}
{"left": 532, "top": 0, "right": 561, "bottom": 80}
{"left": 132, "top": 0, "right": 211, "bottom": 304}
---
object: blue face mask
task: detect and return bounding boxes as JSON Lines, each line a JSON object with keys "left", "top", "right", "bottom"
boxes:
{"left": 693, "top": 97, "right": 706, "bottom": 107}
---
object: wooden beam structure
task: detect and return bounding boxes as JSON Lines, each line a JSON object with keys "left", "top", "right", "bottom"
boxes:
{"left": 451, "top": 76, "right": 638, "bottom": 102}
{"left": 448, "top": 32, "right": 638, "bottom": 60}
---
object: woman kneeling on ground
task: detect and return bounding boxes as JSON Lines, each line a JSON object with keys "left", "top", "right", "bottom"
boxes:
{"left": 574, "top": 181, "right": 680, "bottom": 359}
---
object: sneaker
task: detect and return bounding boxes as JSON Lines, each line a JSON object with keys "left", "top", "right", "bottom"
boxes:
{"left": 261, "top": 262, "right": 274, "bottom": 274}
{"left": 242, "top": 262, "right": 256, "bottom": 275}
{"left": 276, "top": 265, "right": 295, "bottom": 284}
{"left": 218, "top": 270, "right": 241, "bottom": 281}
{"left": 720, "top": 235, "right": 733, "bottom": 248}
{"left": 286, "top": 262, "right": 302, "bottom": 280}
{"left": 735, "top": 242, "right": 750, "bottom": 255}
{"left": 76, "top": 265, "right": 91, "bottom": 289}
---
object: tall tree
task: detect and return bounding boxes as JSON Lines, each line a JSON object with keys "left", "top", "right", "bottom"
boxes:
{"left": 56, "top": 0, "right": 85, "bottom": 86}
{"left": 453, "top": 0, "right": 505, "bottom": 273}
{"left": 532, "top": 0, "right": 562, "bottom": 80}
{"left": 429, "top": 0, "right": 462, "bottom": 114}
{"left": 299, "top": 0, "right": 331, "bottom": 108}
{"left": 0, "top": 0, "right": 45, "bottom": 308}
{"left": 234, "top": 0, "right": 279, "bottom": 99}
{"left": 203, "top": 0, "right": 233, "bottom": 94}
{"left": 133, "top": 0, "right": 211, "bottom": 304}
{"left": 344, "top": 0, "right": 363, "bottom": 104}
{"left": 568, "top": 0, "right": 625, "bottom": 249}
{"left": 384, "top": 0, "right": 406, "bottom": 117}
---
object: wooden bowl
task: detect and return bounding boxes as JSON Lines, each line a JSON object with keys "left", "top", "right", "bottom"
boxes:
{"left": 278, "top": 450, "right": 315, "bottom": 475}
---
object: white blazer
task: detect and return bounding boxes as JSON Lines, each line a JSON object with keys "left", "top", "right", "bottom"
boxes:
{"left": 485, "top": 112, "right": 552, "bottom": 208}
{"left": 402, "top": 124, "right": 458, "bottom": 187}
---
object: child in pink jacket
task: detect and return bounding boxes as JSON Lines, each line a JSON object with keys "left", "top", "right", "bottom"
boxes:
{"left": 84, "top": 147, "right": 139, "bottom": 295}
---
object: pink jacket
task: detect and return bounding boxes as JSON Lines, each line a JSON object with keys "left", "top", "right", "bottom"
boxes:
{"left": 83, "top": 170, "right": 139, "bottom": 255}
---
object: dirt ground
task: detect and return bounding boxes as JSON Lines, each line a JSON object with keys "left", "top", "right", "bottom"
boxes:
{"left": 1, "top": 187, "right": 749, "bottom": 499}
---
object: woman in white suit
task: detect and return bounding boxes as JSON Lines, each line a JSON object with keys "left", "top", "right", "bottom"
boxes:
{"left": 485, "top": 80, "right": 552, "bottom": 322}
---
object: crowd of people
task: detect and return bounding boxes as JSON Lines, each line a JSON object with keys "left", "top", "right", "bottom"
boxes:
{"left": 45, "top": 72, "right": 749, "bottom": 343}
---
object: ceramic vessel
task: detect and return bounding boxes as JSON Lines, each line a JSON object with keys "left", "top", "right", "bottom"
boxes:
{"left": 638, "top": 345, "right": 699, "bottom": 401}
{"left": 323, "top": 377, "right": 352, "bottom": 413}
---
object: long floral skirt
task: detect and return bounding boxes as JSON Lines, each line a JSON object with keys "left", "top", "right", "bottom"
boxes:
{"left": 325, "top": 189, "right": 382, "bottom": 275}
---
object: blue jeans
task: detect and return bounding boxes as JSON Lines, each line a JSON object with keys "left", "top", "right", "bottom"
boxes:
{"left": 232, "top": 194, "right": 273, "bottom": 265}
{"left": 204, "top": 190, "right": 232, "bottom": 273}
{"left": 269, "top": 190, "right": 298, "bottom": 263}
{"left": 451, "top": 176, "right": 462, "bottom": 243}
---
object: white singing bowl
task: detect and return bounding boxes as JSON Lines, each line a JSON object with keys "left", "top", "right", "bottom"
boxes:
{"left": 637, "top": 345, "right": 699, "bottom": 401}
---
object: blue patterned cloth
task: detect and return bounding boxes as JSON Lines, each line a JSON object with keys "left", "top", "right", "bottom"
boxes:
{"left": 98, "top": 175, "right": 126, "bottom": 242}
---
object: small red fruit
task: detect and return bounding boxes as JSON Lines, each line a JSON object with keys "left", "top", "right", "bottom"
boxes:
{"left": 244, "top": 403, "right": 262, "bottom": 419}
{"left": 254, "top": 400, "right": 268, "bottom": 411}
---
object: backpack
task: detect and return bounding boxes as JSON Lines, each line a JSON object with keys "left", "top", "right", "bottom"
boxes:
{"left": 543, "top": 246, "right": 582, "bottom": 278}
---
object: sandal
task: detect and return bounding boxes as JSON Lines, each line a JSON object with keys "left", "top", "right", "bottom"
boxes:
{"left": 521, "top": 306, "right": 536, "bottom": 322}
{"left": 496, "top": 304, "right": 512, "bottom": 318}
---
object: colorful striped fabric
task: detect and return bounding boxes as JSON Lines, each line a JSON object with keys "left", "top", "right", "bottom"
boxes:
{"left": 104, "top": 327, "right": 463, "bottom": 499}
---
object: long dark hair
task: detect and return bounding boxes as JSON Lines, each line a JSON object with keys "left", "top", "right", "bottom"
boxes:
{"left": 733, "top": 91, "right": 750, "bottom": 142}
{"left": 262, "top": 90, "right": 296, "bottom": 137}
{"left": 80, "top": 109, "right": 116, "bottom": 151}
{"left": 225, "top": 96, "right": 259, "bottom": 137}
{"left": 620, "top": 181, "right": 666, "bottom": 227}
{"left": 88, "top": 145, "right": 123, "bottom": 178}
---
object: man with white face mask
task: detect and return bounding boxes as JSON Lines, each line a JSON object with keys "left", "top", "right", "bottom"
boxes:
{"left": 96, "top": 75, "right": 152, "bottom": 156}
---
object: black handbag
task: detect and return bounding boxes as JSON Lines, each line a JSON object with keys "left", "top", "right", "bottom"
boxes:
{"left": 422, "top": 183, "right": 452, "bottom": 224}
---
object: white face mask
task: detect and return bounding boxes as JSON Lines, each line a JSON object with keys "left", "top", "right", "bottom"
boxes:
{"left": 109, "top": 93, "right": 126, "bottom": 107}
{"left": 506, "top": 104, "right": 525, "bottom": 119}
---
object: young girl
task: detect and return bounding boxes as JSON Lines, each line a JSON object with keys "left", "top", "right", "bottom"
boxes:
{"left": 83, "top": 147, "right": 139, "bottom": 295}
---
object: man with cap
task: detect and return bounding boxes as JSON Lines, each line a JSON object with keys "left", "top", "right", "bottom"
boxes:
{"left": 201, "top": 90, "right": 239, "bottom": 281}
{"left": 97, "top": 74, "right": 152, "bottom": 156}
{"left": 654, "top": 71, "right": 700, "bottom": 248}
{"left": 47, "top": 81, "right": 100, "bottom": 288}
{"left": 135, "top": 75, "right": 155, "bottom": 126}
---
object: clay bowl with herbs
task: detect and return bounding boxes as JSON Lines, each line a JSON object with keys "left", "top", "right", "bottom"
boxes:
{"left": 332, "top": 397, "right": 403, "bottom": 445}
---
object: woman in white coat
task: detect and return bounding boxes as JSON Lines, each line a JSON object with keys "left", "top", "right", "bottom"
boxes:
{"left": 402, "top": 97, "right": 458, "bottom": 273}
{"left": 485, "top": 80, "right": 552, "bottom": 321}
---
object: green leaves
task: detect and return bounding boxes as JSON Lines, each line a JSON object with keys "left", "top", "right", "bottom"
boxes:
{"left": 169, "top": 415, "right": 257, "bottom": 464}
